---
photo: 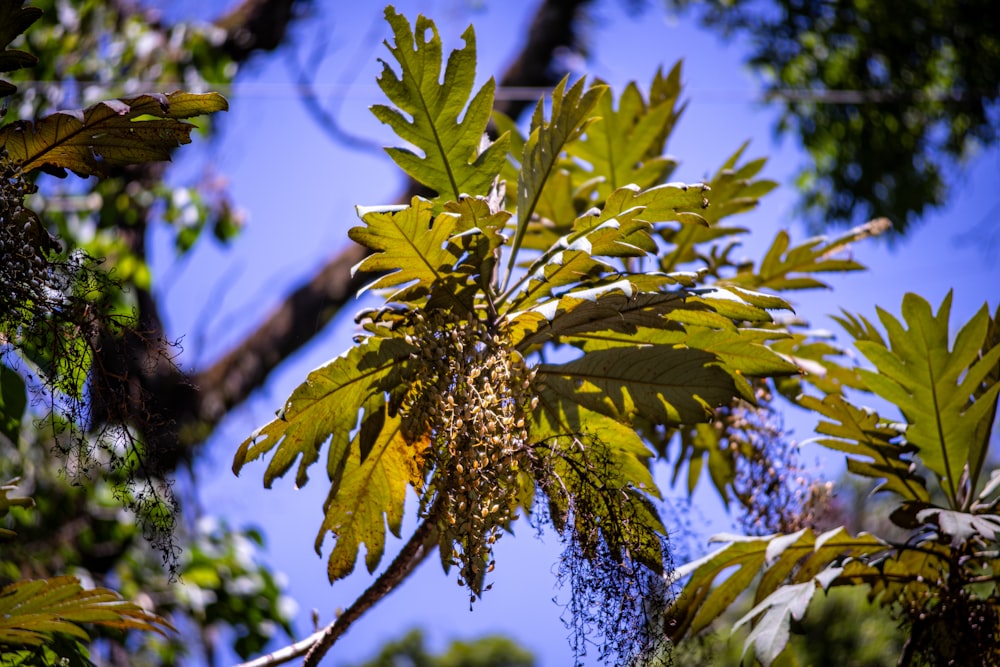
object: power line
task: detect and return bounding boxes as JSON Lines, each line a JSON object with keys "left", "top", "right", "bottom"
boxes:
{"left": 10, "top": 80, "right": 996, "bottom": 104}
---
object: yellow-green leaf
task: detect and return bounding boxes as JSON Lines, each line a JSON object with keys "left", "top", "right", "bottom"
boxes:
{"left": 317, "top": 408, "right": 427, "bottom": 581}
{"left": 0, "top": 576, "right": 172, "bottom": 647}
{"left": 371, "top": 7, "right": 508, "bottom": 200}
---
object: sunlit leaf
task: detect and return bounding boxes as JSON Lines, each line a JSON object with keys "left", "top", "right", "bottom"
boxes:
{"left": 799, "top": 393, "right": 929, "bottom": 502}
{"left": 668, "top": 528, "right": 887, "bottom": 657}
{"left": 853, "top": 292, "right": 1000, "bottom": 504}
{"left": 566, "top": 66, "right": 684, "bottom": 198}
{"left": 0, "top": 576, "right": 172, "bottom": 647}
{"left": 0, "top": 92, "right": 228, "bottom": 177}
{"left": 350, "top": 197, "right": 465, "bottom": 304}
{"left": 317, "top": 407, "right": 427, "bottom": 581}
{"left": 506, "top": 76, "right": 607, "bottom": 281}
{"left": 233, "top": 337, "right": 412, "bottom": 489}
{"left": 371, "top": 7, "right": 508, "bottom": 200}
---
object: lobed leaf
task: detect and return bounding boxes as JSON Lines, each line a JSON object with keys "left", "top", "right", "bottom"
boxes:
{"left": 536, "top": 344, "right": 736, "bottom": 427}
{"left": 506, "top": 76, "right": 607, "bottom": 282}
{"left": 0, "top": 92, "right": 228, "bottom": 177}
{"left": 372, "top": 7, "right": 508, "bottom": 200}
{"left": 0, "top": 576, "right": 172, "bottom": 647}
{"left": 233, "top": 337, "right": 412, "bottom": 489}
{"left": 853, "top": 292, "right": 1000, "bottom": 504}
{"left": 566, "top": 66, "right": 685, "bottom": 199}
{"left": 799, "top": 393, "right": 929, "bottom": 502}
{"left": 668, "top": 527, "right": 887, "bottom": 663}
{"left": 350, "top": 197, "right": 465, "bottom": 304}
{"left": 317, "top": 407, "right": 427, "bottom": 581}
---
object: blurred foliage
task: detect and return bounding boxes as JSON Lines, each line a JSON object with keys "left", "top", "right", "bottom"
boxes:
{"left": 1, "top": 1, "right": 291, "bottom": 664}
{"left": 663, "top": 0, "right": 1000, "bottom": 234}
{"left": 347, "top": 628, "right": 535, "bottom": 667}
{"left": 673, "top": 585, "right": 904, "bottom": 666}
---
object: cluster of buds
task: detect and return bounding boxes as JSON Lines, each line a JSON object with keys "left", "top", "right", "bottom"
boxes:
{"left": 1, "top": 153, "right": 50, "bottom": 318}
{"left": 398, "top": 308, "right": 535, "bottom": 598}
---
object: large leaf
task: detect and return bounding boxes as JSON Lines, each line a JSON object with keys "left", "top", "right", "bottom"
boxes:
{"left": 0, "top": 91, "right": 228, "bottom": 177}
{"left": 316, "top": 407, "right": 428, "bottom": 581}
{"left": 566, "top": 66, "right": 685, "bottom": 198}
{"left": 853, "top": 292, "right": 1000, "bottom": 504}
{"left": 536, "top": 344, "right": 737, "bottom": 427}
{"left": 668, "top": 527, "right": 888, "bottom": 662}
{"left": 799, "top": 393, "right": 929, "bottom": 502}
{"left": 509, "top": 281, "right": 688, "bottom": 352}
{"left": 371, "top": 7, "right": 508, "bottom": 200}
{"left": 505, "top": 76, "right": 607, "bottom": 282}
{"left": 0, "top": 576, "right": 171, "bottom": 647}
{"left": 349, "top": 197, "right": 464, "bottom": 303}
{"left": 0, "top": 0, "right": 41, "bottom": 97}
{"left": 233, "top": 337, "right": 412, "bottom": 489}
{"left": 725, "top": 222, "right": 877, "bottom": 293}
{"left": 531, "top": 395, "right": 665, "bottom": 570}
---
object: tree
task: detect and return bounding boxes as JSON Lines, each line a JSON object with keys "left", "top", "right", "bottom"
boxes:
{"left": 4, "top": 1, "right": 996, "bottom": 665}
{"left": 228, "top": 7, "right": 915, "bottom": 666}
{"left": 661, "top": 0, "right": 1000, "bottom": 234}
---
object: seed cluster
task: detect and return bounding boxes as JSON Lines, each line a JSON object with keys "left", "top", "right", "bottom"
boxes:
{"left": 1, "top": 152, "right": 53, "bottom": 318}
{"left": 399, "top": 309, "right": 535, "bottom": 597}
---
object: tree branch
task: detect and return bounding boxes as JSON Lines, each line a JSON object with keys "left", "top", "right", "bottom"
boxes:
{"left": 231, "top": 514, "right": 439, "bottom": 667}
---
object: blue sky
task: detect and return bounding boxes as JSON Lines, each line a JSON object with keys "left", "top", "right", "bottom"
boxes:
{"left": 143, "top": 1, "right": 1000, "bottom": 664}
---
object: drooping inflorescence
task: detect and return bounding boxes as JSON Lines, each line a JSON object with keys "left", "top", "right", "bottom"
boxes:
{"left": 397, "top": 308, "right": 535, "bottom": 598}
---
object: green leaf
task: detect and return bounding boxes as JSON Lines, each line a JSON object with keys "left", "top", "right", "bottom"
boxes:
{"left": 350, "top": 197, "right": 464, "bottom": 304}
{"left": 509, "top": 281, "right": 688, "bottom": 352}
{"left": 659, "top": 143, "right": 775, "bottom": 272}
{"left": 799, "top": 393, "right": 929, "bottom": 502}
{"left": 0, "top": 576, "right": 172, "bottom": 647}
{"left": 727, "top": 223, "right": 872, "bottom": 293}
{"left": 0, "top": 364, "right": 27, "bottom": 444}
{"left": 0, "top": 0, "right": 42, "bottom": 97}
{"left": 506, "top": 76, "right": 607, "bottom": 283}
{"left": 317, "top": 407, "right": 427, "bottom": 581}
{"left": 853, "top": 292, "right": 1000, "bottom": 504}
{"left": 668, "top": 528, "right": 887, "bottom": 651}
{"left": 0, "top": 91, "right": 228, "bottom": 177}
{"left": 371, "top": 7, "right": 508, "bottom": 200}
{"left": 566, "top": 66, "right": 684, "bottom": 198}
{"left": 233, "top": 337, "right": 412, "bottom": 489}
{"left": 536, "top": 344, "right": 736, "bottom": 427}
{"left": 530, "top": 396, "right": 665, "bottom": 570}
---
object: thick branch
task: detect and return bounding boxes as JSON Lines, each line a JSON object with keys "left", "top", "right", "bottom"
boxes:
{"left": 191, "top": 242, "right": 370, "bottom": 425}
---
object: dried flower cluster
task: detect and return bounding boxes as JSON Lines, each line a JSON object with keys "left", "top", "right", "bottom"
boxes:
{"left": 398, "top": 308, "right": 536, "bottom": 597}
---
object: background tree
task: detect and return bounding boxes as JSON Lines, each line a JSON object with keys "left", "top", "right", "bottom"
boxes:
{"left": 659, "top": 0, "right": 1000, "bottom": 234}
{"left": 3, "top": 0, "right": 998, "bottom": 665}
